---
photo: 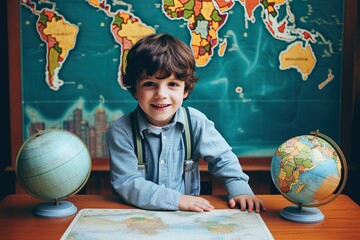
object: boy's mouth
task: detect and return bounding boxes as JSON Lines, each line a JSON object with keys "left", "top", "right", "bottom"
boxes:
{"left": 151, "top": 104, "right": 170, "bottom": 109}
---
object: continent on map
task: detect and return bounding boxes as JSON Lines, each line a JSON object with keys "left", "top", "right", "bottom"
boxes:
{"left": 22, "top": 1, "right": 79, "bottom": 91}
{"left": 279, "top": 42, "right": 317, "bottom": 80}
{"left": 111, "top": 12, "right": 155, "bottom": 88}
{"left": 125, "top": 217, "right": 168, "bottom": 236}
{"left": 163, "top": 0, "right": 230, "bottom": 66}
{"left": 275, "top": 137, "right": 316, "bottom": 193}
{"left": 198, "top": 220, "right": 237, "bottom": 234}
{"left": 88, "top": 0, "right": 155, "bottom": 89}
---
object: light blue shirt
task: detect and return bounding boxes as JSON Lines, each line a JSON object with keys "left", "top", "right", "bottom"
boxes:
{"left": 108, "top": 106, "right": 254, "bottom": 210}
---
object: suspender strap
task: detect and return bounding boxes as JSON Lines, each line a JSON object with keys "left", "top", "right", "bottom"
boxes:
{"left": 182, "top": 107, "right": 195, "bottom": 195}
{"left": 130, "top": 111, "right": 145, "bottom": 165}
{"left": 182, "top": 107, "right": 193, "bottom": 161}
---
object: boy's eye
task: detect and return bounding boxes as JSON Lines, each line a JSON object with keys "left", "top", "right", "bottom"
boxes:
{"left": 169, "top": 82, "right": 180, "bottom": 87}
{"left": 142, "top": 81, "right": 155, "bottom": 87}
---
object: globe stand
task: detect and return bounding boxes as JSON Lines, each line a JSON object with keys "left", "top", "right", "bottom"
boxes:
{"left": 280, "top": 205, "right": 324, "bottom": 223}
{"left": 33, "top": 200, "right": 77, "bottom": 218}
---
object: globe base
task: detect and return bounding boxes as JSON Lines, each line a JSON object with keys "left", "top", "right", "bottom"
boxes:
{"left": 33, "top": 201, "right": 77, "bottom": 218}
{"left": 280, "top": 205, "right": 324, "bottom": 223}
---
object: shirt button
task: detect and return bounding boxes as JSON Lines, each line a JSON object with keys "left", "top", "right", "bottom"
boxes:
{"left": 163, "top": 135, "right": 167, "bottom": 140}
{"left": 161, "top": 184, "right": 165, "bottom": 187}
{"left": 160, "top": 159, "right": 165, "bottom": 164}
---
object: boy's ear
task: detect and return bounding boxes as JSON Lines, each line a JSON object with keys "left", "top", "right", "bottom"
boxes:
{"left": 183, "top": 91, "right": 189, "bottom": 99}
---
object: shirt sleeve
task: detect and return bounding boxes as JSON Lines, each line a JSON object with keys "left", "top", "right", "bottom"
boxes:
{"left": 189, "top": 108, "right": 254, "bottom": 198}
{"left": 108, "top": 115, "right": 182, "bottom": 210}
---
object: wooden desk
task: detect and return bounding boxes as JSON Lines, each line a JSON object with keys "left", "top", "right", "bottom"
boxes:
{"left": 0, "top": 194, "right": 359, "bottom": 239}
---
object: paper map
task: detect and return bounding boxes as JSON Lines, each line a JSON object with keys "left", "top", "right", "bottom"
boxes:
{"left": 61, "top": 208, "right": 273, "bottom": 240}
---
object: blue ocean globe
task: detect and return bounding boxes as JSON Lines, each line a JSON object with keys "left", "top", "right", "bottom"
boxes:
{"left": 16, "top": 129, "right": 91, "bottom": 218}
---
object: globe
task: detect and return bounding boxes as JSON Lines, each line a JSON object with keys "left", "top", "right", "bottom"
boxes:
{"left": 271, "top": 130, "right": 348, "bottom": 223}
{"left": 16, "top": 129, "right": 91, "bottom": 218}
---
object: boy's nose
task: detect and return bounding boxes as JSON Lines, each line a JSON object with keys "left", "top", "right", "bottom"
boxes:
{"left": 155, "top": 85, "right": 167, "bottom": 98}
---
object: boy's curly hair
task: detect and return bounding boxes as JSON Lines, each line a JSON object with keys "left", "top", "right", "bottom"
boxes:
{"left": 122, "top": 33, "right": 199, "bottom": 97}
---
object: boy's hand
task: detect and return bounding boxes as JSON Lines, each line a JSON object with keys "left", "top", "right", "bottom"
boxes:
{"left": 228, "top": 195, "right": 266, "bottom": 213}
{"left": 178, "top": 195, "right": 215, "bottom": 212}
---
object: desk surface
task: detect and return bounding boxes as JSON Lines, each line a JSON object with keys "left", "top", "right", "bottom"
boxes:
{"left": 1, "top": 194, "right": 359, "bottom": 240}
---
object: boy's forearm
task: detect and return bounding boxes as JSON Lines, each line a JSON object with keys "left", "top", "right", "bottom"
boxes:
{"left": 113, "top": 179, "right": 182, "bottom": 210}
{"left": 206, "top": 153, "right": 254, "bottom": 198}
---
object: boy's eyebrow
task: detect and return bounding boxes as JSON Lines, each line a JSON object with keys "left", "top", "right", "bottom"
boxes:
{"left": 153, "top": 75, "right": 182, "bottom": 81}
{"left": 169, "top": 78, "right": 182, "bottom": 81}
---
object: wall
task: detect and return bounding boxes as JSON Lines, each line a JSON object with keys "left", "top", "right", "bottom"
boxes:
{"left": 1, "top": 1, "right": 359, "bottom": 204}
{"left": 0, "top": 0, "right": 13, "bottom": 200}
{"left": 346, "top": 0, "right": 360, "bottom": 204}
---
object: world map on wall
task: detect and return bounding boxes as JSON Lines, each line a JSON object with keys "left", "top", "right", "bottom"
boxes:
{"left": 20, "top": 0, "right": 343, "bottom": 157}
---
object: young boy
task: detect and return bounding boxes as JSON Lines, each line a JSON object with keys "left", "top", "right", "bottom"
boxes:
{"left": 108, "top": 33, "right": 265, "bottom": 212}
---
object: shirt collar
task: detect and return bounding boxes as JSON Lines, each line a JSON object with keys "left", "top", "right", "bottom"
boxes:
{"left": 135, "top": 106, "right": 186, "bottom": 138}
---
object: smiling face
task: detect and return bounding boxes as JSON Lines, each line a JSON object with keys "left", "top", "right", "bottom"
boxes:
{"left": 123, "top": 34, "right": 199, "bottom": 99}
{"left": 134, "top": 74, "right": 189, "bottom": 127}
